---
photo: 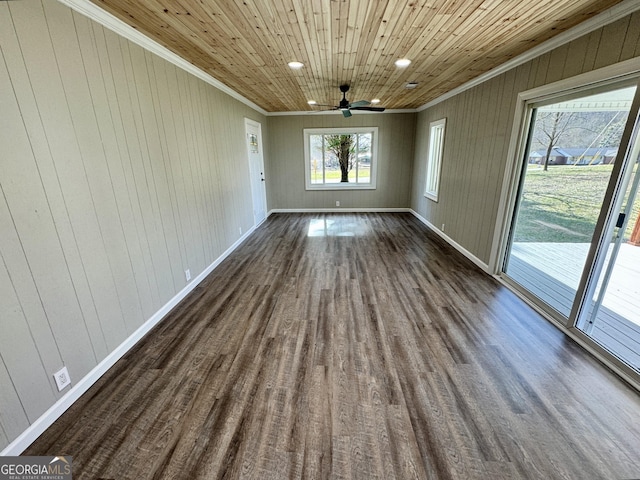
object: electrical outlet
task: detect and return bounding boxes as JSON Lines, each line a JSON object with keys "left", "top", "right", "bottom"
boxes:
{"left": 441, "top": 223, "right": 445, "bottom": 231}
{"left": 53, "top": 366, "right": 71, "bottom": 392}
{"left": 336, "top": 201, "right": 340, "bottom": 207}
{"left": 185, "top": 269, "right": 191, "bottom": 281}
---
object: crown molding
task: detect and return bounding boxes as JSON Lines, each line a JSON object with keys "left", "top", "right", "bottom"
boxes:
{"left": 418, "top": 0, "right": 640, "bottom": 112}
{"left": 57, "top": 0, "right": 268, "bottom": 116}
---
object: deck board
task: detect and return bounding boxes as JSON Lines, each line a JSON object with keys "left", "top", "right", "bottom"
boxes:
{"left": 506, "top": 241, "right": 640, "bottom": 370}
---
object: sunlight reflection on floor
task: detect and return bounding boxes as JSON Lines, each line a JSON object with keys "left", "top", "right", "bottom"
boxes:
{"left": 307, "top": 217, "right": 371, "bottom": 237}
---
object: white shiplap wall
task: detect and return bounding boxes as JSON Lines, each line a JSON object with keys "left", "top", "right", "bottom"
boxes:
{"left": 0, "top": 0, "right": 264, "bottom": 451}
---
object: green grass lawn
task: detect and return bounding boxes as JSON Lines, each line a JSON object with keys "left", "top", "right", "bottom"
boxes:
{"left": 310, "top": 166, "right": 370, "bottom": 183}
{"left": 513, "top": 164, "right": 640, "bottom": 243}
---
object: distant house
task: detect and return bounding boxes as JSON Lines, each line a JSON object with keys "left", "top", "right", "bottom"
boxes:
{"left": 528, "top": 147, "right": 618, "bottom": 165}
{"left": 602, "top": 148, "right": 618, "bottom": 164}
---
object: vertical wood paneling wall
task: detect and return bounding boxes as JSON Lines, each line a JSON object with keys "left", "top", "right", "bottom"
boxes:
{"left": 0, "top": 0, "right": 264, "bottom": 450}
{"left": 411, "top": 11, "right": 640, "bottom": 266}
{"left": 267, "top": 113, "right": 416, "bottom": 210}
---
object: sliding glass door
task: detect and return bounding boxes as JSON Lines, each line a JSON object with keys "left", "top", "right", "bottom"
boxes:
{"left": 577, "top": 125, "right": 640, "bottom": 369}
{"left": 502, "top": 78, "right": 640, "bottom": 374}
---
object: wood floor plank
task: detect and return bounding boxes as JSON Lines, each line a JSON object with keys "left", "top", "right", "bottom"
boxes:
{"left": 25, "top": 213, "right": 640, "bottom": 479}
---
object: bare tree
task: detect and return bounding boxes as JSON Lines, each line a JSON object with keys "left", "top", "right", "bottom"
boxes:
{"left": 326, "top": 134, "right": 355, "bottom": 182}
{"left": 535, "top": 111, "right": 576, "bottom": 171}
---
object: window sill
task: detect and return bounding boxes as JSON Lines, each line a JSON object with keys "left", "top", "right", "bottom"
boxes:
{"left": 306, "top": 184, "right": 376, "bottom": 191}
{"left": 424, "top": 192, "right": 439, "bottom": 202}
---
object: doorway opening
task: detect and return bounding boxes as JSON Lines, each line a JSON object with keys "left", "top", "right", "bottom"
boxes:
{"left": 245, "top": 119, "right": 267, "bottom": 226}
{"left": 501, "top": 78, "right": 640, "bottom": 374}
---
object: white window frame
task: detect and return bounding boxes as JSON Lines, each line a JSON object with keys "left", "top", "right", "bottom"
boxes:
{"left": 424, "top": 118, "right": 446, "bottom": 201}
{"left": 304, "top": 127, "right": 378, "bottom": 190}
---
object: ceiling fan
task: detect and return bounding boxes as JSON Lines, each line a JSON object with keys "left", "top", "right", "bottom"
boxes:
{"left": 313, "top": 84, "right": 385, "bottom": 117}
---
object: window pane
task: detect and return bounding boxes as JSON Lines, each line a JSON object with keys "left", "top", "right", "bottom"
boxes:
{"left": 324, "top": 138, "right": 341, "bottom": 184}
{"left": 357, "top": 134, "right": 372, "bottom": 183}
{"left": 310, "top": 135, "right": 324, "bottom": 184}
{"left": 425, "top": 120, "right": 445, "bottom": 200}
{"left": 357, "top": 161, "right": 371, "bottom": 183}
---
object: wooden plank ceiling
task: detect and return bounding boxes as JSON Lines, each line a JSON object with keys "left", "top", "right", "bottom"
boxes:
{"left": 91, "top": 0, "right": 625, "bottom": 112}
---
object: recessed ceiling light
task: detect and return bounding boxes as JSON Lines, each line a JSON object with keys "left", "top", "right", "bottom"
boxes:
{"left": 307, "top": 100, "right": 317, "bottom": 105}
{"left": 371, "top": 98, "right": 381, "bottom": 104}
{"left": 395, "top": 58, "right": 411, "bottom": 68}
{"left": 405, "top": 82, "right": 419, "bottom": 89}
{"left": 288, "top": 61, "right": 304, "bottom": 69}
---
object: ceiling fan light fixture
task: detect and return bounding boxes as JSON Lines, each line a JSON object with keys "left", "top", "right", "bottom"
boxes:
{"left": 395, "top": 58, "right": 411, "bottom": 68}
{"left": 371, "top": 98, "right": 381, "bottom": 104}
{"left": 288, "top": 61, "right": 304, "bottom": 69}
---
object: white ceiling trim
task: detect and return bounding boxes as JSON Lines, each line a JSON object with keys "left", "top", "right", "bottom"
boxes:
{"left": 57, "top": 0, "right": 269, "bottom": 116}
{"left": 417, "top": 0, "right": 640, "bottom": 112}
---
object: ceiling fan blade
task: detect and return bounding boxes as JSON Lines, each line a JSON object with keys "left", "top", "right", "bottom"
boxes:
{"left": 349, "top": 106, "right": 386, "bottom": 112}
{"left": 342, "top": 109, "right": 352, "bottom": 118}
{"left": 349, "top": 100, "right": 370, "bottom": 108}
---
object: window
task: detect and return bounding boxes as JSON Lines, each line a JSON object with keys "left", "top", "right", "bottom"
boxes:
{"left": 304, "top": 127, "right": 378, "bottom": 190}
{"left": 424, "top": 118, "right": 446, "bottom": 201}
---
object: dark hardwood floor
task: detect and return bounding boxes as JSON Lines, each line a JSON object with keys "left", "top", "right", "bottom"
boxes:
{"left": 26, "top": 213, "right": 640, "bottom": 479}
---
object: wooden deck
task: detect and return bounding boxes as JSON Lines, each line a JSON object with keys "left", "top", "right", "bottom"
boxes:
{"left": 506, "top": 242, "right": 640, "bottom": 371}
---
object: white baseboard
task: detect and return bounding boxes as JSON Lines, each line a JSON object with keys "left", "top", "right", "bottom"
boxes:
{"left": 409, "top": 209, "right": 489, "bottom": 273}
{"left": 268, "top": 208, "right": 411, "bottom": 214}
{"left": 0, "top": 226, "right": 256, "bottom": 456}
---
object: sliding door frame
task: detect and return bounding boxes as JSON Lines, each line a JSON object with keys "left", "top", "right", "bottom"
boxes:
{"left": 571, "top": 86, "right": 640, "bottom": 330}
{"left": 490, "top": 57, "right": 640, "bottom": 390}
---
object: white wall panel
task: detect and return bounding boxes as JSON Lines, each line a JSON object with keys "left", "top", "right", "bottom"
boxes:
{"left": 0, "top": 246, "right": 57, "bottom": 422}
{"left": 0, "top": 4, "right": 100, "bottom": 396}
{"left": 0, "top": 0, "right": 263, "bottom": 451}
{"left": 0, "top": 355, "right": 29, "bottom": 442}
